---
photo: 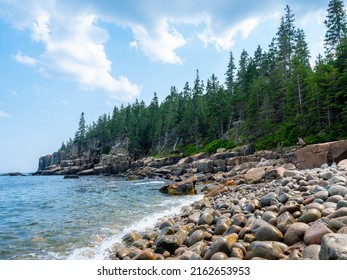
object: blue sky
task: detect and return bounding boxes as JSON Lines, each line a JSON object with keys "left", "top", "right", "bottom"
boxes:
{"left": 0, "top": 0, "right": 338, "bottom": 172}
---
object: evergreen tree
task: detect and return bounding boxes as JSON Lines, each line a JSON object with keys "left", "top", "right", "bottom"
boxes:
{"left": 324, "top": 0, "right": 347, "bottom": 57}
{"left": 74, "top": 112, "right": 86, "bottom": 155}
{"left": 225, "top": 51, "right": 235, "bottom": 94}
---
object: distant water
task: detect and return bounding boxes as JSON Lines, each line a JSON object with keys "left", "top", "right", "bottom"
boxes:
{"left": 0, "top": 175, "right": 202, "bottom": 260}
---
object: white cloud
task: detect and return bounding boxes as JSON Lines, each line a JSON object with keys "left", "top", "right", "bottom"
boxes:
{"left": 31, "top": 10, "right": 50, "bottom": 42}
{"left": 14, "top": 50, "right": 37, "bottom": 66}
{"left": 0, "top": 110, "right": 10, "bottom": 117}
{"left": 7, "top": 3, "right": 141, "bottom": 101}
{"left": 129, "top": 18, "right": 186, "bottom": 64}
{"left": 38, "top": 12, "right": 141, "bottom": 100}
{"left": 198, "top": 17, "right": 260, "bottom": 51}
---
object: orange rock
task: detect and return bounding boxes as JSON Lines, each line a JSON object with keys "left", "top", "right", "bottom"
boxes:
{"left": 225, "top": 180, "right": 236, "bottom": 186}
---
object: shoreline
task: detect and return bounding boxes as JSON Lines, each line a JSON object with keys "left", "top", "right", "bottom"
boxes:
{"left": 108, "top": 163, "right": 347, "bottom": 260}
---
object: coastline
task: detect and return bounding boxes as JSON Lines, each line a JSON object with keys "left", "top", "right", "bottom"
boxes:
{"left": 30, "top": 140, "right": 347, "bottom": 260}
{"left": 107, "top": 161, "right": 347, "bottom": 260}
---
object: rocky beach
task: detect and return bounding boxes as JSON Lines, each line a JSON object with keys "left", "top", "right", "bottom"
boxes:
{"left": 36, "top": 140, "right": 347, "bottom": 260}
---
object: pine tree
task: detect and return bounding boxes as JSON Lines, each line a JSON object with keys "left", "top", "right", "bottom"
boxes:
{"left": 74, "top": 112, "right": 86, "bottom": 155}
{"left": 324, "top": 0, "right": 347, "bottom": 57}
{"left": 225, "top": 52, "right": 235, "bottom": 94}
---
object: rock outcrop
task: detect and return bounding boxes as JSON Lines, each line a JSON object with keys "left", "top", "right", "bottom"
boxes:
{"left": 296, "top": 140, "right": 347, "bottom": 169}
{"left": 159, "top": 176, "right": 197, "bottom": 195}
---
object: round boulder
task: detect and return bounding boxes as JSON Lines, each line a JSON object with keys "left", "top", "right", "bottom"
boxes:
{"left": 319, "top": 233, "right": 347, "bottom": 260}
{"left": 284, "top": 222, "right": 310, "bottom": 246}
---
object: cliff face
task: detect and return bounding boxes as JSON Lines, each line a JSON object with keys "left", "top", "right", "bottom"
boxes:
{"left": 35, "top": 138, "right": 132, "bottom": 176}
{"left": 35, "top": 149, "right": 132, "bottom": 176}
{"left": 35, "top": 140, "right": 347, "bottom": 178}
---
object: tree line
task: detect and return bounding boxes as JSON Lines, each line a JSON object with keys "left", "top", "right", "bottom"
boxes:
{"left": 61, "top": 0, "right": 347, "bottom": 159}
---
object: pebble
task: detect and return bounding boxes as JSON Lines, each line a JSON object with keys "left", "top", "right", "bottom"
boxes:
{"left": 303, "top": 222, "right": 333, "bottom": 245}
{"left": 328, "top": 185, "right": 347, "bottom": 197}
{"left": 298, "top": 209, "right": 321, "bottom": 224}
{"left": 247, "top": 241, "right": 285, "bottom": 260}
{"left": 337, "top": 200, "right": 347, "bottom": 209}
{"left": 112, "top": 164, "right": 347, "bottom": 261}
{"left": 319, "top": 233, "right": 347, "bottom": 260}
{"left": 198, "top": 212, "right": 214, "bottom": 225}
{"left": 277, "top": 212, "right": 295, "bottom": 234}
{"left": 254, "top": 222, "right": 283, "bottom": 242}
{"left": 302, "top": 244, "right": 321, "bottom": 260}
{"left": 284, "top": 222, "right": 310, "bottom": 246}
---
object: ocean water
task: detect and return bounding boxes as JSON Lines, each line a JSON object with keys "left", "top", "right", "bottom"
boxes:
{"left": 0, "top": 175, "right": 202, "bottom": 260}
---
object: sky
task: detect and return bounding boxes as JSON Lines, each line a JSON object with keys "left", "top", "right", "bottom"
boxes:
{"left": 0, "top": 0, "right": 341, "bottom": 173}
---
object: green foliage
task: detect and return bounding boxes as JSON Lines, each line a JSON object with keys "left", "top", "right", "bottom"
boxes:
{"left": 202, "top": 139, "right": 236, "bottom": 153}
{"left": 60, "top": 3, "right": 347, "bottom": 159}
{"left": 101, "top": 145, "right": 111, "bottom": 155}
{"left": 179, "top": 144, "right": 199, "bottom": 156}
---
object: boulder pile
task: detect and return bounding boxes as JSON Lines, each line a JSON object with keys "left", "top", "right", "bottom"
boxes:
{"left": 109, "top": 163, "right": 347, "bottom": 260}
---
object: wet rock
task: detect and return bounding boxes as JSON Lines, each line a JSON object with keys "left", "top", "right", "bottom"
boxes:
{"left": 298, "top": 209, "right": 321, "bottom": 224}
{"left": 261, "top": 193, "right": 277, "bottom": 207}
{"left": 244, "top": 234, "right": 255, "bottom": 243}
{"left": 247, "top": 241, "right": 285, "bottom": 260}
{"left": 131, "top": 239, "right": 151, "bottom": 250}
{"left": 188, "top": 241, "right": 206, "bottom": 256}
{"left": 158, "top": 226, "right": 175, "bottom": 239}
{"left": 277, "top": 204, "right": 301, "bottom": 216}
{"left": 198, "top": 212, "right": 214, "bottom": 225}
{"left": 284, "top": 222, "right": 310, "bottom": 246}
{"left": 122, "top": 231, "right": 142, "bottom": 246}
{"left": 262, "top": 211, "right": 277, "bottom": 222}
{"left": 142, "top": 231, "right": 158, "bottom": 241}
{"left": 115, "top": 247, "right": 132, "bottom": 260}
{"left": 278, "top": 193, "right": 290, "bottom": 204}
{"left": 132, "top": 249, "right": 157, "bottom": 260}
{"left": 253, "top": 222, "right": 283, "bottom": 242}
{"left": 214, "top": 218, "right": 232, "bottom": 235}
{"left": 175, "top": 229, "right": 188, "bottom": 246}
{"left": 319, "top": 233, "right": 347, "bottom": 260}
{"left": 188, "top": 212, "right": 201, "bottom": 224}
{"left": 189, "top": 253, "right": 203, "bottom": 260}
{"left": 203, "top": 237, "right": 232, "bottom": 260}
{"left": 244, "top": 203, "right": 256, "bottom": 213}
{"left": 304, "top": 222, "right": 333, "bottom": 245}
{"left": 277, "top": 212, "right": 295, "bottom": 234}
{"left": 232, "top": 213, "right": 247, "bottom": 227}
{"left": 224, "top": 233, "right": 239, "bottom": 246}
{"left": 155, "top": 235, "right": 180, "bottom": 255}
{"left": 211, "top": 252, "right": 229, "bottom": 260}
{"left": 186, "top": 230, "right": 205, "bottom": 247}
{"left": 224, "top": 225, "right": 242, "bottom": 236}
{"left": 159, "top": 219, "right": 175, "bottom": 229}
{"left": 159, "top": 176, "right": 197, "bottom": 195}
